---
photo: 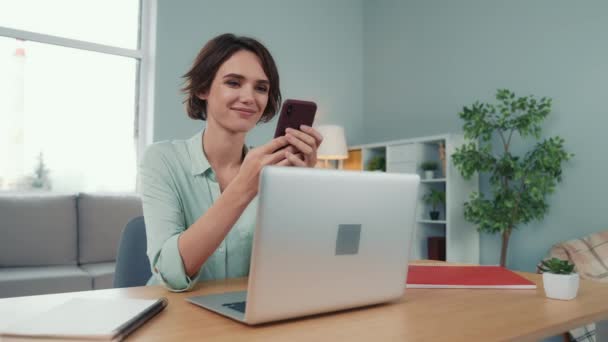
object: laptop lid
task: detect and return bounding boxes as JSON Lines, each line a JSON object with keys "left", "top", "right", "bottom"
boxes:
{"left": 244, "top": 166, "right": 419, "bottom": 324}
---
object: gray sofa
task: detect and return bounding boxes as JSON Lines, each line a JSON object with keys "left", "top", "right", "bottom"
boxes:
{"left": 0, "top": 193, "right": 143, "bottom": 298}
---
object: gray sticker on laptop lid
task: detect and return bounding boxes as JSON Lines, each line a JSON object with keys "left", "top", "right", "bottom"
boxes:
{"left": 335, "top": 224, "right": 361, "bottom": 255}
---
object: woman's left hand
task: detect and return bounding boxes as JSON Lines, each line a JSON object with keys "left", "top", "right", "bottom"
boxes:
{"left": 284, "top": 125, "right": 323, "bottom": 168}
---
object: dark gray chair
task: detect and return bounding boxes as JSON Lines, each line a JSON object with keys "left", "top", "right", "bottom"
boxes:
{"left": 113, "top": 216, "right": 152, "bottom": 288}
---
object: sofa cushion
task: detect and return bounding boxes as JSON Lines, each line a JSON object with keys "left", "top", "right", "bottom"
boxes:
{"left": 0, "top": 194, "right": 78, "bottom": 267}
{"left": 80, "top": 262, "right": 115, "bottom": 290}
{"left": 77, "top": 193, "right": 143, "bottom": 264}
{"left": 0, "top": 266, "right": 91, "bottom": 298}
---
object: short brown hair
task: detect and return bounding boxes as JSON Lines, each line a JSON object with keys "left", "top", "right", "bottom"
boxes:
{"left": 182, "top": 33, "right": 281, "bottom": 123}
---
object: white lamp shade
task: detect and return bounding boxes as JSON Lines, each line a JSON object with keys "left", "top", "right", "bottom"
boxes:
{"left": 316, "top": 125, "right": 348, "bottom": 160}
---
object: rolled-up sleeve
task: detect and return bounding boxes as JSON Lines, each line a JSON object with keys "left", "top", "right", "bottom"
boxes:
{"left": 139, "top": 145, "right": 199, "bottom": 292}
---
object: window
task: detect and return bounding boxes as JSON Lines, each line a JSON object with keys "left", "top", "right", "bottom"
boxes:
{"left": 0, "top": 0, "right": 156, "bottom": 193}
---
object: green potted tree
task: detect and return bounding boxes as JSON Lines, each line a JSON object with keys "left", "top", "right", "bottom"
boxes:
{"left": 423, "top": 189, "right": 445, "bottom": 220}
{"left": 420, "top": 161, "right": 439, "bottom": 180}
{"left": 452, "top": 89, "right": 573, "bottom": 267}
{"left": 539, "top": 258, "right": 578, "bottom": 300}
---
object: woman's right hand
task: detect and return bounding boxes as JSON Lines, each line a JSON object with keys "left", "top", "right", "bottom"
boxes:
{"left": 231, "top": 136, "right": 299, "bottom": 200}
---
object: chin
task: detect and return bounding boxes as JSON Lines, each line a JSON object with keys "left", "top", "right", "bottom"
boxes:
{"left": 236, "top": 115, "right": 261, "bottom": 129}
{"left": 228, "top": 121, "right": 256, "bottom": 134}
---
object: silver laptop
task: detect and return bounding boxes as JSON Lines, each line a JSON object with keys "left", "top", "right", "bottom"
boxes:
{"left": 187, "top": 166, "right": 420, "bottom": 325}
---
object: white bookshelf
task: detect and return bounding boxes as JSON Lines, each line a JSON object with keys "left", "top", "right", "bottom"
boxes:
{"left": 343, "top": 133, "right": 479, "bottom": 264}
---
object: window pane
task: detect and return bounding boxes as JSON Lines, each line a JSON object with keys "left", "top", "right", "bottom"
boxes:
{"left": 0, "top": 0, "right": 140, "bottom": 49}
{"left": 0, "top": 36, "right": 137, "bottom": 192}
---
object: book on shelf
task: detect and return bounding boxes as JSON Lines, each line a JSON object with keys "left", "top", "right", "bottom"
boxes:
{"left": 406, "top": 265, "right": 536, "bottom": 289}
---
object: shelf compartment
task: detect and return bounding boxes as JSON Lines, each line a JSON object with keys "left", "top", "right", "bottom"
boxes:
{"left": 343, "top": 149, "right": 362, "bottom": 171}
{"left": 418, "top": 220, "right": 447, "bottom": 224}
{"left": 421, "top": 178, "right": 446, "bottom": 183}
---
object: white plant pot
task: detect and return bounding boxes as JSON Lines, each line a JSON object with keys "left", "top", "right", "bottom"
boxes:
{"left": 424, "top": 170, "right": 434, "bottom": 179}
{"left": 542, "top": 272, "right": 579, "bottom": 300}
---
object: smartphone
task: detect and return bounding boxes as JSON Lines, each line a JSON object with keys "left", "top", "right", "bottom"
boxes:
{"left": 273, "top": 99, "right": 317, "bottom": 138}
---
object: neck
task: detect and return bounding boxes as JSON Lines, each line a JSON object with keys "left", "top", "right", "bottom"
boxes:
{"left": 202, "top": 118, "right": 246, "bottom": 170}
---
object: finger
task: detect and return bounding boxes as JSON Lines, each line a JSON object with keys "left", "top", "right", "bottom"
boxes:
{"left": 286, "top": 151, "right": 306, "bottom": 167}
{"left": 284, "top": 145, "right": 298, "bottom": 154}
{"left": 265, "top": 147, "right": 291, "bottom": 166}
{"left": 289, "top": 152, "right": 305, "bottom": 162}
{"left": 272, "top": 145, "right": 298, "bottom": 155}
{"left": 260, "top": 136, "right": 289, "bottom": 154}
{"left": 275, "top": 152, "right": 304, "bottom": 167}
{"left": 285, "top": 133, "right": 314, "bottom": 155}
{"left": 300, "top": 125, "right": 324, "bottom": 145}
{"left": 276, "top": 158, "right": 293, "bottom": 167}
{"left": 285, "top": 151, "right": 307, "bottom": 167}
{"left": 286, "top": 127, "right": 316, "bottom": 147}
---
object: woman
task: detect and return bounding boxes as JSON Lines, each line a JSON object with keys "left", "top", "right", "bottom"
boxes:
{"left": 139, "top": 33, "right": 322, "bottom": 292}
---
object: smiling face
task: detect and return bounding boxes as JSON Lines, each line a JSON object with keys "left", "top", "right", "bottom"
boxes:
{"left": 198, "top": 50, "right": 270, "bottom": 134}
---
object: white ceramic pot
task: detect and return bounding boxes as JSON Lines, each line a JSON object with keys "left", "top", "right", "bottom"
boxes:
{"left": 424, "top": 170, "right": 434, "bottom": 179}
{"left": 542, "top": 272, "right": 579, "bottom": 300}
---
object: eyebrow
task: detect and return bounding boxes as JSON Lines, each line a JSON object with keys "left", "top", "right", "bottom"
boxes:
{"left": 223, "top": 73, "right": 269, "bottom": 85}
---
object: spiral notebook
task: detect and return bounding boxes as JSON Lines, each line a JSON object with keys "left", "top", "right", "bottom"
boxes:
{"left": 0, "top": 297, "right": 167, "bottom": 341}
{"left": 406, "top": 265, "right": 537, "bottom": 289}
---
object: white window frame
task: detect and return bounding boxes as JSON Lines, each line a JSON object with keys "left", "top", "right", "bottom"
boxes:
{"left": 0, "top": 0, "right": 157, "bottom": 165}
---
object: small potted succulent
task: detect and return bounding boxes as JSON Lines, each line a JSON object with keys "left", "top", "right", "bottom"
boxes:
{"left": 422, "top": 189, "right": 445, "bottom": 220}
{"left": 539, "top": 257, "right": 579, "bottom": 300}
{"left": 366, "top": 155, "right": 386, "bottom": 172}
{"left": 420, "top": 161, "right": 438, "bottom": 179}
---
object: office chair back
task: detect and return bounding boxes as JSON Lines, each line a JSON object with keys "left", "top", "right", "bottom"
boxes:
{"left": 114, "top": 216, "right": 152, "bottom": 288}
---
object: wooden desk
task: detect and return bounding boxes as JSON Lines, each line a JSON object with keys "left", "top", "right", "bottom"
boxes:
{"left": 1, "top": 263, "right": 608, "bottom": 341}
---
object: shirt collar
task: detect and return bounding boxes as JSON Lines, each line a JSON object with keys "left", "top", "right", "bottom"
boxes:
{"left": 187, "top": 130, "right": 211, "bottom": 176}
{"left": 187, "top": 130, "right": 250, "bottom": 177}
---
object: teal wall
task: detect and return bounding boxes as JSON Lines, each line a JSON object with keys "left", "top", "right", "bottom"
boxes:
{"left": 155, "top": 0, "right": 608, "bottom": 272}
{"left": 154, "top": 2, "right": 606, "bottom": 340}
{"left": 154, "top": 0, "right": 364, "bottom": 147}
{"left": 363, "top": 0, "right": 608, "bottom": 273}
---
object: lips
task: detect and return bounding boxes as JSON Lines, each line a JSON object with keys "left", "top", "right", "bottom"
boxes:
{"left": 232, "top": 107, "right": 257, "bottom": 117}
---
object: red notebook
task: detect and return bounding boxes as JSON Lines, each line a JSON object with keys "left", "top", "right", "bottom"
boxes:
{"left": 406, "top": 265, "right": 536, "bottom": 289}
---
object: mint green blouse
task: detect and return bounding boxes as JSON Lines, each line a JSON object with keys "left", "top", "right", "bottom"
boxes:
{"left": 139, "top": 130, "right": 256, "bottom": 292}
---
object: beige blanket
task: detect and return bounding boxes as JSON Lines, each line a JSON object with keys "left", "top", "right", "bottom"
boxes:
{"left": 542, "top": 230, "right": 608, "bottom": 342}
{"left": 547, "top": 231, "right": 608, "bottom": 282}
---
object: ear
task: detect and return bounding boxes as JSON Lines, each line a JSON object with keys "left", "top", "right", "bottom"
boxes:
{"left": 196, "top": 91, "right": 208, "bottom": 101}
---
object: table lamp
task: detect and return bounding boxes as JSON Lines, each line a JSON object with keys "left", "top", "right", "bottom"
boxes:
{"left": 316, "top": 125, "right": 348, "bottom": 168}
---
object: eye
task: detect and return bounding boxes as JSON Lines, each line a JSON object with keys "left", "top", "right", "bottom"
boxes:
{"left": 225, "top": 80, "right": 240, "bottom": 87}
{"left": 256, "top": 85, "right": 269, "bottom": 93}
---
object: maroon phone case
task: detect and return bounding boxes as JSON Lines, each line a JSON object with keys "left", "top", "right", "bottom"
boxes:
{"left": 273, "top": 99, "right": 317, "bottom": 138}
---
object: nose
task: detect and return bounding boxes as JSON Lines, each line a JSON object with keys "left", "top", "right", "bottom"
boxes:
{"left": 239, "top": 85, "right": 255, "bottom": 105}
